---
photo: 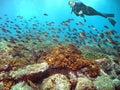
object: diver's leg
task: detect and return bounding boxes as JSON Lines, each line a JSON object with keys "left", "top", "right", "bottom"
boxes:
{"left": 85, "top": 6, "right": 116, "bottom": 26}
{"left": 86, "top": 6, "right": 114, "bottom": 18}
{"left": 85, "top": 6, "right": 107, "bottom": 18}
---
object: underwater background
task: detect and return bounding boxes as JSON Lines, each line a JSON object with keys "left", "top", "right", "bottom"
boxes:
{"left": 0, "top": 0, "right": 120, "bottom": 90}
{"left": 0, "top": 0, "right": 120, "bottom": 46}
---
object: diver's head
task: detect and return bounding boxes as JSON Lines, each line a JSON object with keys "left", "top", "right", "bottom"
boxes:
{"left": 68, "top": 1, "right": 75, "bottom": 7}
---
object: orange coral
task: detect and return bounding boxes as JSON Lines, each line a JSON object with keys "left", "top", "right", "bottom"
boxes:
{"left": 39, "top": 44, "right": 100, "bottom": 77}
{"left": 2, "top": 80, "right": 14, "bottom": 90}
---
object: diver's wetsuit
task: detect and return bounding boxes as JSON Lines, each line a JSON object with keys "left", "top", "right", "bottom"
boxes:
{"left": 71, "top": 1, "right": 116, "bottom": 26}
{"left": 72, "top": 1, "right": 114, "bottom": 18}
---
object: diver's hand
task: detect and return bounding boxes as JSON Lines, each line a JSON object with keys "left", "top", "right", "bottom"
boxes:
{"left": 78, "top": 10, "right": 83, "bottom": 15}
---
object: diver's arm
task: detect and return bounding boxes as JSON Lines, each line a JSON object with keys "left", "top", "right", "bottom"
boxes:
{"left": 74, "top": 10, "right": 84, "bottom": 17}
{"left": 73, "top": 10, "right": 84, "bottom": 16}
{"left": 78, "top": 11, "right": 85, "bottom": 17}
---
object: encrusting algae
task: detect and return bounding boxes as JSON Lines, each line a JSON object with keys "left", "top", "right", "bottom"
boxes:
{"left": 39, "top": 44, "right": 100, "bottom": 77}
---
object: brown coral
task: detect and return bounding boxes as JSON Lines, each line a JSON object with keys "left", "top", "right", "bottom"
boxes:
{"left": 0, "top": 44, "right": 100, "bottom": 90}
{"left": 39, "top": 44, "right": 100, "bottom": 77}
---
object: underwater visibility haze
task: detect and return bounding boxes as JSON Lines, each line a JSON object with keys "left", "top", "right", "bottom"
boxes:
{"left": 0, "top": 0, "right": 120, "bottom": 90}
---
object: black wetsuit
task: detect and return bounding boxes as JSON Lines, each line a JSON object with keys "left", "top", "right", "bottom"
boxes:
{"left": 71, "top": 1, "right": 116, "bottom": 26}
{"left": 72, "top": 1, "right": 114, "bottom": 18}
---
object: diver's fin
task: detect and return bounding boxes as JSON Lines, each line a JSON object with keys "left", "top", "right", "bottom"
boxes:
{"left": 108, "top": 18, "right": 116, "bottom": 26}
{"left": 103, "top": 14, "right": 114, "bottom": 18}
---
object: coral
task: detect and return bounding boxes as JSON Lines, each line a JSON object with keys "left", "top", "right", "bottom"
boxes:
{"left": 75, "top": 77, "right": 96, "bottom": 90}
{"left": 83, "top": 51, "right": 108, "bottom": 60}
{"left": 80, "top": 45, "right": 119, "bottom": 59}
{"left": 39, "top": 74, "right": 71, "bottom": 90}
{"left": 0, "top": 82, "right": 3, "bottom": 90}
{"left": 39, "top": 44, "right": 100, "bottom": 77}
{"left": 82, "top": 50, "right": 108, "bottom": 60}
{"left": 9, "top": 62, "right": 49, "bottom": 78}
{"left": 79, "top": 45, "right": 109, "bottom": 60}
{"left": 0, "top": 62, "right": 49, "bottom": 90}
{"left": 95, "top": 58, "right": 112, "bottom": 72}
{"left": 96, "top": 58, "right": 120, "bottom": 79}
{"left": 0, "top": 57, "right": 29, "bottom": 73}
{"left": 2, "top": 81, "right": 14, "bottom": 90}
{"left": 113, "top": 78, "right": 120, "bottom": 90}
{"left": 1, "top": 44, "right": 120, "bottom": 90}
{"left": 11, "top": 81, "right": 33, "bottom": 90}
{"left": 93, "top": 75, "right": 115, "bottom": 90}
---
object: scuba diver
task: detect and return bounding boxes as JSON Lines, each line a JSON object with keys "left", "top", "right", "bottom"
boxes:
{"left": 68, "top": 1, "right": 116, "bottom": 26}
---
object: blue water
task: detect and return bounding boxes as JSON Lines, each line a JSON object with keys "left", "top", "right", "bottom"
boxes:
{"left": 0, "top": 0, "right": 120, "bottom": 45}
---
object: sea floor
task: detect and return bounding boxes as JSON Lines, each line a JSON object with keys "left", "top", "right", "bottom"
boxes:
{"left": 0, "top": 40, "right": 120, "bottom": 90}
